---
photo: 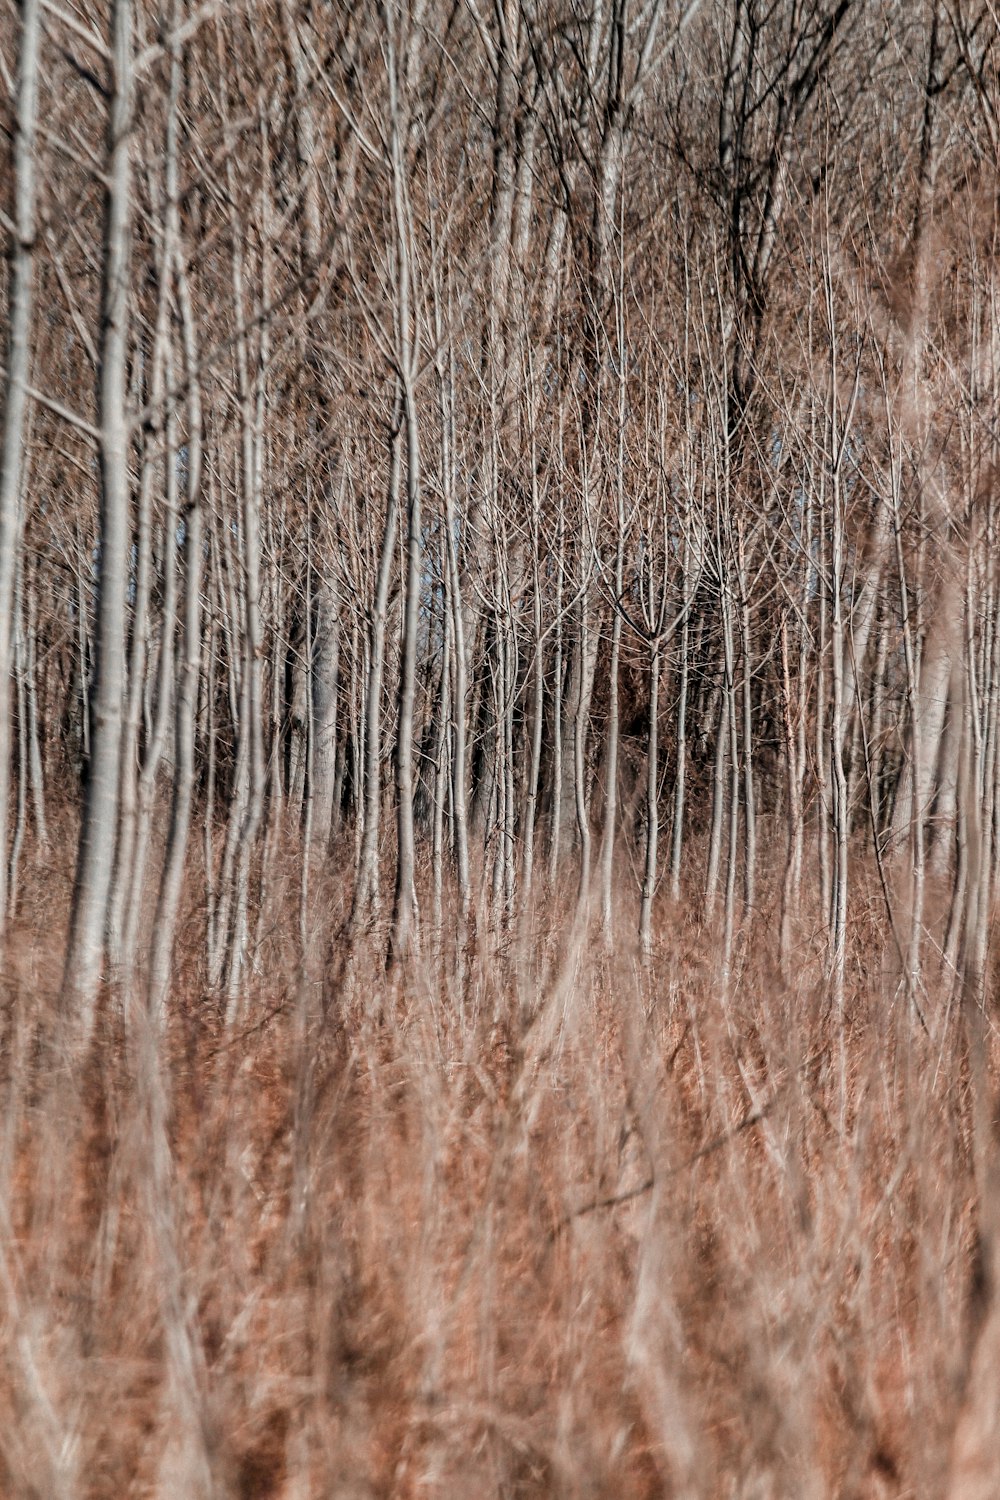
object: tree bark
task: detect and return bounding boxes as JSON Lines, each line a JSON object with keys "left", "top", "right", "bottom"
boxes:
{"left": 0, "top": 0, "right": 41, "bottom": 941}
{"left": 63, "top": 0, "right": 134, "bottom": 1025}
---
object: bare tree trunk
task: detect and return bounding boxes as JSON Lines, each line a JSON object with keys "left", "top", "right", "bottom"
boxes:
{"left": 310, "top": 570, "right": 340, "bottom": 857}
{"left": 548, "top": 501, "right": 566, "bottom": 889}
{"left": 432, "top": 584, "right": 452, "bottom": 940}
{"left": 722, "top": 571, "right": 740, "bottom": 975}
{"left": 219, "top": 138, "right": 269, "bottom": 1009}
{"left": 573, "top": 589, "right": 594, "bottom": 917}
{"left": 705, "top": 682, "right": 729, "bottom": 919}
{"left": 108, "top": 164, "right": 173, "bottom": 962}
{"left": 868, "top": 605, "right": 888, "bottom": 833}
{"left": 933, "top": 658, "right": 963, "bottom": 875}
{"left": 436, "top": 333, "right": 469, "bottom": 914}
{"left": 600, "top": 291, "right": 627, "bottom": 932}
{"left": 8, "top": 564, "right": 29, "bottom": 916}
{"left": 815, "top": 474, "right": 831, "bottom": 934}
{"left": 522, "top": 446, "right": 545, "bottom": 904}
{"left": 351, "top": 402, "right": 403, "bottom": 930}
{"left": 886, "top": 400, "right": 925, "bottom": 1004}
{"left": 826, "top": 280, "right": 858, "bottom": 1010}
{"left": 829, "top": 468, "right": 849, "bottom": 1011}
{"left": 639, "top": 643, "right": 660, "bottom": 958}
{"left": 64, "top": 0, "right": 133, "bottom": 1025}
{"left": 25, "top": 564, "right": 47, "bottom": 851}
{"left": 0, "top": 0, "right": 41, "bottom": 941}
{"left": 387, "top": 14, "right": 424, "bottom": 960}
{"left": 392, "top": 370, "right": 422, "bottom": 959}
{"left": 669, "top": 545, "right": 691, "bottom": 904}
{"left": 121, "top": 465, "right": 177, "bottom": 981}
{"left": 150, "top": 244, "right": 203, "bottom": 1016}
{"left": 736, "top": 519, "right": 756, "bottom": 917}
{"left": 779, "top": 615, "right": 803, "bottom": 970}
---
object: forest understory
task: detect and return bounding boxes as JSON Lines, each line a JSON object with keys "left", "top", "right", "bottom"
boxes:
{"left": 1, "top": 823, "right": 996, "bottom": 1500}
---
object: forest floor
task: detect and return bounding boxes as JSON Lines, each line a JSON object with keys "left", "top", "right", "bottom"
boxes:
{"left": 0, "top": 848, "right": 990, "bottom": 1498}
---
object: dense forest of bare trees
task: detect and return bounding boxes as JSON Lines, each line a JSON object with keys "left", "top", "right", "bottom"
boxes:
{"left": 5, "top": 1, "right": 1000, "bottom": 1494}
{"left": 1, "top": 0, "right": 998, "bottom": 1004}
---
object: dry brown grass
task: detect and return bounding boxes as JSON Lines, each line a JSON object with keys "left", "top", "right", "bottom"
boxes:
{"left": 0, "top": 858, "right": 989, "bottom": 1498}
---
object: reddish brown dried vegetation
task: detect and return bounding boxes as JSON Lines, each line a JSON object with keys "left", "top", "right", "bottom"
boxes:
{"left": 0, "top": 875, "right": 987, "bottom": 1499}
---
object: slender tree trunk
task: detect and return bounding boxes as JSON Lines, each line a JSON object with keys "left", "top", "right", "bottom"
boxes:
{"left": 736, "top": 521, "right": 756, "bottom": 916}
{"left": 8, "top": 568, "right": 28, "bottom": 916}
{"left": 150, "top": 268, "right": 203, "bottom": 1016}
{"left": 815, "top": 476, "right": 831, "bottom": 934}
{"left": 25, "top": 565, "right": 47, "bottom": 851}
{"left": 501, "top": 614, "right": 517, "bottom": 917}
{"left": 64, "top": 0, "right": 133, "bottom": 1024}
{"left": 830, "top": 454, "right": 849, "bottom": 1010}
{"left": 868, "top": 606, "right": 889, "bottom": 834}
{"left": 573, "top": 590, "right": 593, "bottom": 916}
{"left": 601, "top": 595, "right": 623, "bottom": 931}
{"left": 669, "top": 550, "right": 691, "bottom": 904}
{"left": 434, "top": 334, "right": 470, "bottom": 914}
{"left": 108, "top": 166, "right": 173, "bottom": 962}
{"left": 221, "top": 151, "right": 269, "bottom": 1008}
{"left": 779, "top": 616, "right": 802, "bottom": 970}
{"left": 522, "top": 464, "right": 545, "bottom": 903}
{"left": 600, "top": 309, "right": 627, "bottom": 932}
{"left": 722, "top": 574, "right": 740, "bottom": 974}
{"left": 432, "top": 587, "right": 452, "bottom": 940}
{"left": 351, "top": 402, "right": 403, "bottom": 929}
{"left": 639, "top": 643, "right": 660, "bottom": 957}
{"left": 122, "top": 490, "right": 177, "bottom": 981}
{"left": 310, "top": 569, "right": 340, "bottom": 857}
{"left": 705, "top": 680, "right": 729, "bottom": 919}
{"left": 548, "top": 503, "right": 566, "bottom": 888}
{"left": 0, "top": 0, "right": 41, "bottom": 941}
{"left": 887, "top": 410, "right": 925, "bottom": 1004}
{"left": 392, "top": 372, "right": 422, "bottom": 960}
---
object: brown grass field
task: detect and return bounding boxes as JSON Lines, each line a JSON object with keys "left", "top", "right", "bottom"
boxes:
{"left": 0, "top": 838, "right": 993, "bottom": 1499}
